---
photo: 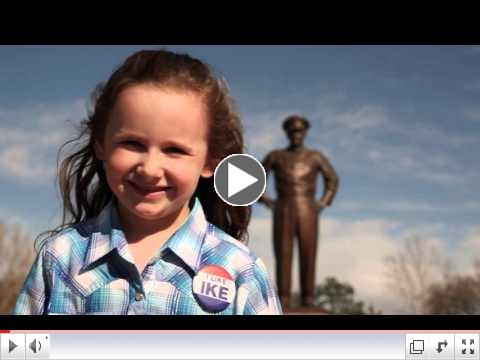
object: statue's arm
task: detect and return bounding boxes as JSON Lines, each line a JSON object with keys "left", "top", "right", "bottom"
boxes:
{"left": 258, "top": 152, "right": 276, "bottom": 210}
{"left": 316, "top": 152, "right": 339, "bottom": 210}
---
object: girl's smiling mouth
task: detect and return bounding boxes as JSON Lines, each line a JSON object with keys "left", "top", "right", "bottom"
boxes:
{"left": 128, "top": 181, "right": 172, "bottom": 199}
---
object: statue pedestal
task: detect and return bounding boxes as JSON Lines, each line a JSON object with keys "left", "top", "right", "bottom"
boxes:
{"left": 283, "top": 306, "right": 328, "bottom": 315}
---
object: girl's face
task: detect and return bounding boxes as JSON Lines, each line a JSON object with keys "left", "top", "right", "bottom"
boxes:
{"left": 95, "top": 84, "right": 215, "bottom": 223}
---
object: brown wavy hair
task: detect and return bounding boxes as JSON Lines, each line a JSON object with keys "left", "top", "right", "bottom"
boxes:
{"left": 35, "top": 49, "right": 250, "bottom": 249}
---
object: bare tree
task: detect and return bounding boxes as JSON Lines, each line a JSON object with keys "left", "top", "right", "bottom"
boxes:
{"left": 423, "top": 258, "right": 480, "bottom": 314}
{"left": 424, "top": 274, "right": 480, "bottom": 314}
{"left": 384, "top": 235, "right": 449, "bottom": 314}
{"left": 290, "top": 277, "right": 382, "bottom": 314}
{"left": 0, "top": 221, "right": 35, "bottom": 314}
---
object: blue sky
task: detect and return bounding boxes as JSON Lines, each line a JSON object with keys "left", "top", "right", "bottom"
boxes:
{"left": 1, "top": 45, "right": 479, "bottom": 312}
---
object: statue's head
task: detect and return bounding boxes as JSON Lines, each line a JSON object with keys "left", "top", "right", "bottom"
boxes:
{"left": 283, "top": 115, "right": 310, "bottom": 147}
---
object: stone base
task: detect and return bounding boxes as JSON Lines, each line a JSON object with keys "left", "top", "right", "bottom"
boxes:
{"left": 283, "top": 306, "right": 328, "bottom": 315}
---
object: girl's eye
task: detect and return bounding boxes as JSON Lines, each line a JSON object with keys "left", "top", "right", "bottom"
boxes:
{"left": 165, "top": 147, "right": 187, "bottom": 154}
{"left": 120, "top": 140, "right": 142, "bottom": 148}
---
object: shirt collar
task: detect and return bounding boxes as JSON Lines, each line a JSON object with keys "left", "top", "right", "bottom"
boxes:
{"left": 82, "top": 197, "right": 129, "bottom": 270}
{"left": 82, "top": 197, "right": 208, "bottom": 273}
{"left": 162, "top": 197, "right": 208, "bottom": 273}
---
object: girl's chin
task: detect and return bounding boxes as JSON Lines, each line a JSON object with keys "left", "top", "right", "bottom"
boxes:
{"left": 116, "top": 189, "right": 189, "bottom": 220}
{"left": 132, "top": 201, "right": 169, "bottom": 216}
{"left": 131, "top": 199, "right": 187, "bottom": 218}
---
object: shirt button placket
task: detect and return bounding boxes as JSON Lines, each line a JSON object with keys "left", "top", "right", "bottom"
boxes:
{"left": 135, "top": 292, "right": 145, "bottom": 302}
{"left": 127, "top": 291, "right": 146, "bottom": 314}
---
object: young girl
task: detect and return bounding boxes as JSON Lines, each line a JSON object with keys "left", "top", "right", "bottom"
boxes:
{"left": 13, "top": 49, "right": 282, "bottom": 315}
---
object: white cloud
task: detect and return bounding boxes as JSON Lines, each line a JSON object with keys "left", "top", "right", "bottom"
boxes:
{"left": 367, "top": 149, "right": 383, "bottom": 162}
{"left": 337, "top": 200, "right": 439, "bottom": 213}
{"left": 0, "top": 145, "right": 54, "bottom": 180}
{"left": 453, "top": 226, "right": 480, "bottom": 274}
{"left": 308, "top": 97, "right": 480, "bottom": 187}
{"left": 0, "top": 207, "right": 31, "bottom": 232}
{"left": 242, "top": 109, "right": 296, "bottom": 156}
{"left": 364, "top": 143, "right": 467, "bottom": 187}
{"left": 466, "top": 201, "right": 480, "bottom": 209}
{"left": 248, "top": 212, "right": 480, "bottom": 314}
{"left": 0, "top": 100, "right": 85, "bottom": 184}
{"left": 329, "top": 105, "right": 389, "bottom": 130}
{"left": 317, "top": 218, "right": 399, "bottom": 299}
{"left": 394, "top": 124, "right": 479, "bottom": 148}
{"left": 0, "top": 100, "right": 85, "bottom": 129}
{"left": 248, "top": 215, "right": 404, "bottom": 313}
{"left": 347, "top": 125, "right": 474, "bottom": 186}
{"left": 417, "top": 171, "right": 461, "bottom": 186}
{"left": 464, "top": 107, "right": 480, "bottom": 122}
{"left": 461, "top": 226, "right": 480, "bottom": 251}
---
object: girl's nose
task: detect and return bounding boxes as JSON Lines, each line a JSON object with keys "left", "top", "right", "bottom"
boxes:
{"left": 136, "top": 152, "right": 165, "bottom": 180}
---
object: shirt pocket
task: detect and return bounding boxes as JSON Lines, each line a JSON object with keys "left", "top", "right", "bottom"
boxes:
{"left": 47, "top": 283, "right": 84, "bottom": 314}
{"left": 83, "top": 279, "right": 130, "bottom": 314}
{"left": 48, "top": 279, "right": 129, "bottom": 314}
{"left": 143, "top": 281, "right": 184, "bottom": 314}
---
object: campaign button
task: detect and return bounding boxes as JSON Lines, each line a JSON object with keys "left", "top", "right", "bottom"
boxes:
{"left": 192, "top": 265, "right": 235, "bottom": 313}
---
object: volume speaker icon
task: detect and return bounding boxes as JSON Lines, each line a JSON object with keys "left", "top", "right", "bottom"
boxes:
{"left": 29, "top": 339, "right": 42, "bottom": 354}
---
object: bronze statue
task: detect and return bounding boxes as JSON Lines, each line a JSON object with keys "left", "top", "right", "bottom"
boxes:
{"left": 258, "top": 115, "right": 339, "bottom": 309}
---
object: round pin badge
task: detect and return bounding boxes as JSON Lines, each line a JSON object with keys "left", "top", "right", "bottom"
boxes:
{"left": 192, "top": 265, "right": 236, "bottom": 313}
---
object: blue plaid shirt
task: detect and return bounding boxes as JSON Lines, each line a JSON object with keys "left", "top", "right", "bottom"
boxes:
{"left": 13, "top": 197, "right": 282, "bottom": 315}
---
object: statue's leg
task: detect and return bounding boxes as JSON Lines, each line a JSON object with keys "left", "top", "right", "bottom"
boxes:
{"left": 297, "top": 199, "right": 319, "bottom": 307}
{"left": 273, "top": 199, "right": 295, "bottom": 309}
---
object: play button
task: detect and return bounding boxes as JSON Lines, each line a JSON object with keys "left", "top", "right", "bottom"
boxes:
{"left": 9, "top": 340, "right": 17, "bottom": 353}
{"left": 214, "top": 154, "right": 266, "bottom": 206}
{"left": 227, "top": 163, "right": 258, "bottom": 197}
{"left": 1, "top": 334, "right": 25, "bottom": 359}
